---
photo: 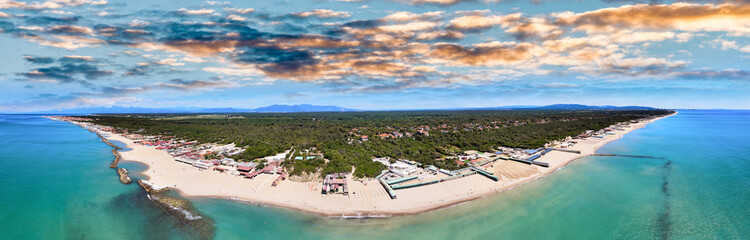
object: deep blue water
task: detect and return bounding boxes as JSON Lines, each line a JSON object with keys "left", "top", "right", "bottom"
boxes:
{"left": 0, "top": 110, "right": 748, "bottom": 239}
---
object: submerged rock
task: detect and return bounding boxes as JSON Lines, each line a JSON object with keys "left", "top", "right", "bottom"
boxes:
{"left": 136, "top": 180, "right": 215, "bottom": 239}
{"left": 117, "top": 168, "right": 132, "bottom": 184}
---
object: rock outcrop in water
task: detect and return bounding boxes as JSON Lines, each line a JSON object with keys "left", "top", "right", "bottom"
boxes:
{"left": 138, "top": 180, "right": 167, "bottom": 193}
{"left": 117, "top": 168, "right": 132, "bottom": 184}
{"left": 62, "top": 120, "right": 215, "bottom": 239}
{"left": 109, "top": 149, "right": 121, "bottom": 168}
{"left": 137, "top": 180, "right": 215, "bottom": 239}
{"left": 99, "top": 137, "right": 122, "bottom": 169}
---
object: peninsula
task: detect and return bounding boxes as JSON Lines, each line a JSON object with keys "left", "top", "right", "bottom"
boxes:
{"left": 50, "top": 109, "right": 674, "bottom": 217}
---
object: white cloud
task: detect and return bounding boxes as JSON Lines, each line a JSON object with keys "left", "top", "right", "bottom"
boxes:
{"left": 203, "top": 66, "right": 262, "bottom": 76}
{"left": 176, "top": 8, "right": 215, "bottom": 15}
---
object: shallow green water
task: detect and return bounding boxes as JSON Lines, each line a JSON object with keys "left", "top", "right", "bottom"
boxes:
{"left": 1, "top": 110, "right": 748, "bottom": 239}
{"left": 0, "top": 115, "right": 203, "bottom": 239}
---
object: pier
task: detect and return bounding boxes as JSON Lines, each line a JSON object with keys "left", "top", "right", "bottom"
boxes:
{"left": 470, "top": 166, "right": 499, "bottom": 181}
{"left": 592, "top": 154, "right": 666, "bottom": 159}
{"left": 378, "top": 178, "right": 397, "bottom": 199}
{"left": 386, "top": 176, "right": 418, "bottom": 185}
{"left": 552, "top": 148, "right": 582, "bottom": 154}
{"left": 390, "top": 171, "right": 477, "bottom": 190}
{"left": 496, "top": 156, "right": 549, "bottom": 167}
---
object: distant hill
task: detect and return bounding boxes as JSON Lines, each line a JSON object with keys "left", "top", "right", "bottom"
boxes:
{"left": 526, "top": 104, "right": 657, "bottom": 110}
{"left": 435, "top": 104, "right": 656, "bottom": 111}
{"left": 25, "top": 104, "right": 356, "bottom": 114}
{"left": 21, "top": 103, "right": 655, "bottom": 114}
{"left": 253, "top": 104, "right": 354, "bottom": 113}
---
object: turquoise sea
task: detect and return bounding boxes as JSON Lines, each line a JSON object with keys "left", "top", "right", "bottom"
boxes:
{"left": 1, "top": 110, "right": 748, "bottom": 239}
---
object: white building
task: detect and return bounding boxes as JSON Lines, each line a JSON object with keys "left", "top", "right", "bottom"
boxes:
{"left": 390, "top": 161, "right": 419, "bottom": 177}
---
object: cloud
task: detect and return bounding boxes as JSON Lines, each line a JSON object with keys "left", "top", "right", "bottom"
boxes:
{"left": 45, "top": 25, "right": 93, "bottom": 35}
{"left": 533, "top": 82, "right": 581, "bottom": 88}
{"left": 124, "top": 60, "right": 185, "bottom": 76}
{"left": 155, "top": 79, "right": 235, "bottom": 90}
{"left": 61, "top": 55, "right": 94, "bottom": 61}
{"left": 708, "top": 38, "right": 750, "bottom": 52}
{"left": 176, "top": 8, "right": 216, "bottom": 15}
{"left": 556, "top": 3, "right": 750, "bottom": 36}
{"left": 3, "top": 0, "right": 749, "bottom": 95}
{"left": 96, "top": 79, "right": 235, "bottom": 96}
{"left": 401, "top": 0, "right": 501, "bottom": 6}
{"left": 25, "top": 16, "right": 80, "bottom": 25}
{"left": 568, "top": 53, "right": 689, "bottom": 77}
{"left": 427, "top": 41, "right": 536, "bottom": 66}
{"left": 17, "top": 62, "right": 113, "bottom": 83}
{"left": 23, "top": 55, "right": 55, "bottom": 64}
{"left": 204, "top": 1, "right": 228, "bottom": 6}
{"left": 18, "top": 32, "right": 104, "bottom": 49}
{"left": 291, "top": 9, "right": 351, "bottom": 18}
{"left": 382, "top": 11, "right": 444, "bottom": 22}
{"left": 202, "top": 66, "right": 262, "bottom": 76}
{"left": 223, "top": 7, "right": 254, "bottom": 14}
{"left": 675, "top": 69, "right": 750, "bottom": 80}
{"left": 153, "top": 58, "right": 184, "bottom": 66}
{"left": 447, "top": 13, "right": 520, "bottom": 32}
{"left": 505, "top": 17, "right": 564, "bottom": 40}
{"left": 225, "top": 14, "right": 246, "bottom": 21}
{"left": 0, "top": 0, "right": 107, "bottom": 10}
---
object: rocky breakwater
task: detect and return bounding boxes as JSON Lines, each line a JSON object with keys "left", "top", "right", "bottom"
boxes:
{"left": 96, "top": 133, "right": 123, "bottom": 168}
{"left": 117, "top": 168, "right": 132, "bottom": 184}
{"left": 109, "top": 149, "right": 121, "bottom": 168}
{"left": 138, "top": 180, "right": 215, "bottom": 239}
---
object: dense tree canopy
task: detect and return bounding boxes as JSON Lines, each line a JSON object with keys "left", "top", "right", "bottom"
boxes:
{"left": 88, "top": 110, "right": 672, "bottom": 178}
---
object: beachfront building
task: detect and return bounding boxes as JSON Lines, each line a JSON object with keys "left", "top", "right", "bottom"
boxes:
{"left": 322, "top": 173, "right": 348, "bottom": 195}
{"left": 390, "top": 161, "right": 419, "bottom": 177}
{"left": 373, "top": 157, "right": 391, "bottom": 166}
{"left": 372, "top": 157, "right": 421, "bottom": 177}
{"left": 192, "top": 160, "right": 212, "bottom": 170}
{"left": 236, "top": 162, "right": 258, "bottom": 173}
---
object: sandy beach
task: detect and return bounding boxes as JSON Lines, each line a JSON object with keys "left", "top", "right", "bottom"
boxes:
{"left": 78, "top": 113, "right": 672, "bottom": 217}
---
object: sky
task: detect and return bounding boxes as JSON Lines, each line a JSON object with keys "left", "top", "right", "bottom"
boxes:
{"left": 0, "top": 0, "right": 749, "bottom": 112}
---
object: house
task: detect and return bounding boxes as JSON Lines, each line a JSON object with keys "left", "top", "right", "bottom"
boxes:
{"left": 236, "top": 162, "right": 258, "bottom": 173}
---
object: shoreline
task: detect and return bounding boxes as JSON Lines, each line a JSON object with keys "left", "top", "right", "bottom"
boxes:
{"left": 56, "top": 113, "right": 675, "bottom": 218}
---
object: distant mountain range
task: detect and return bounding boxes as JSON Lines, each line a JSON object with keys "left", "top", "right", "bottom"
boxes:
{"left": 508, "top": 104, "right": 657, "bottom": 110}
{"left": 426, "top": 104, "right": 656, "bottom": 111}
{"left": 26, "top": 104, "right": 357, "bottom": 114}
{"left": 21, "top": 104, "right": 656, "bottom": 114}
{"left": 253, "top": 104, "right": 353, "bottom": 113}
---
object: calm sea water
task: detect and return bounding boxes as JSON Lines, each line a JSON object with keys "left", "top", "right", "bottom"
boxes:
{"left": 1, "top": 110, "right": 748, "bottom": 239}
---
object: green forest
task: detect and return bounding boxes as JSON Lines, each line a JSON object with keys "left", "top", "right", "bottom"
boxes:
{"left": 87, "top": 109, "right": 672, "bottom": 178}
